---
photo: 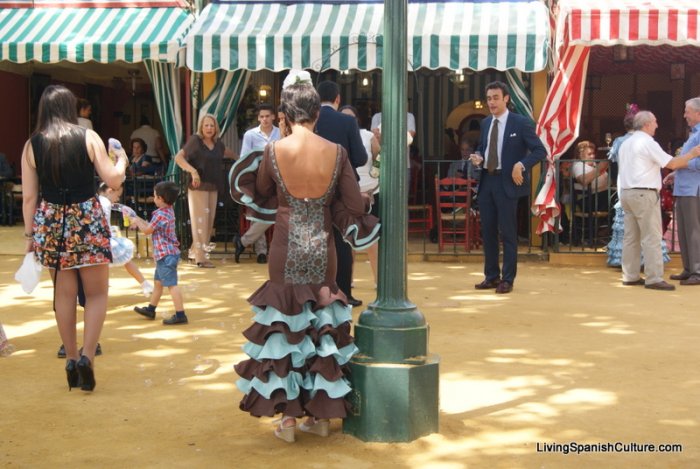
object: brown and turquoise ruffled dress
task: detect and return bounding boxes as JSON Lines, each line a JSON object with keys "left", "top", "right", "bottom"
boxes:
{"left": 230, "top": 144, "right": 380, "bottom": 419}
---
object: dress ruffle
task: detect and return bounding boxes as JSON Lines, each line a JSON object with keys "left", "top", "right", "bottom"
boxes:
{"left": 332, "top": 199, "right": 381, "bottom": 251}
{"left": 229, "top": 150, "right": 277, "bottom": 224}
{"left": 248, "top": 281, "right": 348, "bottom": 315}
{"left": 235, "top": 285, "right": 357, "bottom": 419}
{"left": 607, "top": 202, "right": 670, "bottom": 266}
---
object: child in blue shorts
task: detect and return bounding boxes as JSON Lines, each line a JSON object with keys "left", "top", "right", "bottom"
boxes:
{"left": 130, "top": 181, "right": 188, "bottom": 325}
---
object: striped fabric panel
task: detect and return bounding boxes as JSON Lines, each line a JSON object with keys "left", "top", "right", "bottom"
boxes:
{"left": 186, "top": 2, "right": 548, "bottom": 72}
{"left": 533, "top": 44, "right": 590, "bottom": 234}
{"left": 0, "top": 7, "right": 192, "bottom": 64}
{"left": 559, "top": 0, "right": 700, "bottom": 47}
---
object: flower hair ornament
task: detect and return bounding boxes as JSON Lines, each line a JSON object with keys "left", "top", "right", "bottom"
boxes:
{"left": 625, "top": 103, "right": 640, "bottom": 117}
{"left": 282, "top": 70, "right": 312, "bottom": 89}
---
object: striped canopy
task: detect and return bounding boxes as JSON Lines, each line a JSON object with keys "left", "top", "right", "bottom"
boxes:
{"left": 186, "top": 1, "right": 549, "bottom": 73}
{"left": 557, "top": 0, "right": 700, "bottom": 49}
{"left": 0, "top": 7, "right": 193, "bottom": 64}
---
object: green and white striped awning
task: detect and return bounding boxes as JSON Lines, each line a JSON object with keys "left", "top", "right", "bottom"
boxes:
{"left": 186, "top": 1, "right": 548, "bottom": 73}
{"left": 0, "top": 7, "right": 193, "bottom": 64}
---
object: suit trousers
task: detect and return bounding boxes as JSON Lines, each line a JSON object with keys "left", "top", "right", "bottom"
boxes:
{"left": 675, "top": 196, "right": 700, "bottom": 276}
{"left": 187, "top": 189, "right": 218, "bottom": 263}
{"left": 241, "top": 221, "right": 270, "bottom": 255}
{"left": 333, "top": 226, "right": 353, "bottom": 297}
{"left": 620, "top": 189, "right": 664, "bottom": 284}
{"left": 478, "top": 172, "right": 519, "bottom": 284}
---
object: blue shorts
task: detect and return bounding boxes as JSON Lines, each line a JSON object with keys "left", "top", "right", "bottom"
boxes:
{"left": 154, "top": 254, "right": 179, "bottom": 287}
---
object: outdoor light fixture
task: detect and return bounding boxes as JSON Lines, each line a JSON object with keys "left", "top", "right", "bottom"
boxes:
{"left": 127, "top": 70, "right": 140, "bottom": 96}
{"left": 359, "top": 74, "right": 372, "bottom": 88}
{"left": 258, "top": 85, "right": 272, "bottom": 102}
{"left": 449, "top": 69, "right": 469, "bottom": 88}
{"left": 612, "top": 45, "right": 634, "bottom": 63}
{"left": 337, "top": 69, "right": 355, "bottom": 85}
{"left": 474, "top": 100, "right": 484, "bottom": 109}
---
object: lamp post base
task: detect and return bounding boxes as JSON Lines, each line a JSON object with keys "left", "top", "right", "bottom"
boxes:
{"left": 343, "top": 354, "right": 439, "bottom": 442}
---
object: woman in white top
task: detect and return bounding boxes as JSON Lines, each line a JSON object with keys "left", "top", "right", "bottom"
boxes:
{"left": 572, "top": 140, "right": 610, "bottom": 211}
{"left": 339, "top": 105, "right": 380, "bottom": 285}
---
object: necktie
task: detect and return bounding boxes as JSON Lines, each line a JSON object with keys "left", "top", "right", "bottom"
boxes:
{"left": 486, "top": 119, "right": 499, "bottom": 173}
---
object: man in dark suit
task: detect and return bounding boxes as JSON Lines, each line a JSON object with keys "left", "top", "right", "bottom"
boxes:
{"left": 470, "top": 81, "right": 547, "bottom": 294}
{"left": 315, "top": 80, "right": 368, "bottom": 306}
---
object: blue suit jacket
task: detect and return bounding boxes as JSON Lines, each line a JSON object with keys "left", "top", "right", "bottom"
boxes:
{"left": 315, "top": 105, "right": 368, "bottom": 170}
{"left": 477, "top": 112, "right": 547, "bottom": 199}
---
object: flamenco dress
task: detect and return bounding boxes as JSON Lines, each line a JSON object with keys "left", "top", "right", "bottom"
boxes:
{"left": 230, "top": 144, "right": 380, "bottom": 419}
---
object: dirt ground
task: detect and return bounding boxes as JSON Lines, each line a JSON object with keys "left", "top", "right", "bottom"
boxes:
{"left": 1, "top": 226, "right": 699, "bottom": 468}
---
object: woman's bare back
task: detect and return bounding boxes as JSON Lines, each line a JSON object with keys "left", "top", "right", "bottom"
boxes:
{"left": 273, "top": 132, "right": 339, "bottom": 200}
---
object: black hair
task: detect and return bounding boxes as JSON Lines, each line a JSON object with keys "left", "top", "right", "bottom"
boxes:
{"left": 154, "top": 181, "right": 179, "bottom": 205}
{"left": 140, "top": 115, "right": 150, "bottom": 126}
{"left": 485, "top": 81, "right": 511, "bottom": 98}
{"left": 279, "top": 84, "right": 320, "bottom": 125}
{"left": 338, "top": 104, "right": 359, "bottom": 122}
{"left": 33, "top": 85, "right": 85, "bottom": 186}
{"left": 317, "top": 80, "right": 339, "bottom": 103}
{"left": 77, "top": 98, "right": 91, "bottom": 112}
{"left": 256, "top": 103, "right": 274, "bottom": 114}
{"left": 130, "top": 137, "right": 148, "bottom": 153}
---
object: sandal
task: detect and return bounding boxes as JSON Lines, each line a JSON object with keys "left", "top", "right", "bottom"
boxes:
{"left": 273, "top": 416, "right": 296, "bottom": 443}
{"left": 298, "top": 418, "right": 330, "bottom": 437}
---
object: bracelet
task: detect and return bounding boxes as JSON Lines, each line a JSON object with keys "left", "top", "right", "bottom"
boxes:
{"left": 23, "top": 232, "right": 33, "bottom": 239}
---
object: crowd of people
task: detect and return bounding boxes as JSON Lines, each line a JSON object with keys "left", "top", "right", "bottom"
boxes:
{"left": 7, "top": 75, "right": 700, "bottom": 442}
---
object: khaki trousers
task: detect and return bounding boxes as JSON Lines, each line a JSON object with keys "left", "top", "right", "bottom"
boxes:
{"left": 187, "top": 189, "right": 217, "bottom": 263}
{"left": 621, "top": 189, "right": 664, "bottom": 284}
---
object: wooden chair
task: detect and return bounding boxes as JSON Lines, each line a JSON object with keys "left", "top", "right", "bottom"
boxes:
{"left": 407, "top": 166, "right": 434, "bottom": 235}
{"left": 434, "top": 176, "right": 480, "bottom": 251}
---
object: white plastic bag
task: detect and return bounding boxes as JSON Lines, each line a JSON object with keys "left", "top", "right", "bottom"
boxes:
{"left": 14, "top": 252, "right": 42, "bottom": 294}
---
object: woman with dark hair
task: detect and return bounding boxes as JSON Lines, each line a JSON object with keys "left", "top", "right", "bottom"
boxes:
{"left": 230, "top": 71, "right": 379, "bottom": 442}
{"left": 21, "top": 85, "right": 128, "bottom": 391}
{"left": 129, "top": 137, "right": 155, "bottom": 176}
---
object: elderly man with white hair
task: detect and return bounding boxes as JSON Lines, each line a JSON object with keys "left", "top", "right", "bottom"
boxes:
{"left": 666, "top": 97, "right": 700, "bottom": 286}
{"left": 618, "top": 110, "right": 700, "bottom": 291}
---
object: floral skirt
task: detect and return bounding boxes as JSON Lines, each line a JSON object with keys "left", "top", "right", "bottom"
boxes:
{"left": 33, "top": 197, "right": 112, "bottom": 270}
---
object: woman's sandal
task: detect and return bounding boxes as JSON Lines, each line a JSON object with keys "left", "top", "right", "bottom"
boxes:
{"left": 273, "top": 416, "right": 296, "bottom": 443}
{"left": 298, "top": 418, "right": 330, "bottom": 437}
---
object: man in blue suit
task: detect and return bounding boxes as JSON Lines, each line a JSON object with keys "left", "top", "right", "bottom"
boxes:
{"left": 315, "top": 80, "right": 368, "bottom": 306}
{"left": 470, "top": 81, "right": 547, "bottom": 294}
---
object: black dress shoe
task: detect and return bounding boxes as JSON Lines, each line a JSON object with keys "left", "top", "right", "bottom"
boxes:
{"left": 257, "top": 253, "right": 267, "bottom": 264}
{"left": 163, "top": 314, "right": 188, "bottom": 325}
{"left": 475, "top": 278, "right": 500, "bottom": 290}
{"left": 234, "top": 234, "right": 245, "bottom": 263}
{"left": 347, "top": 297, "right": 363, "bottom": 307}
{"left": 495, "top": 281, "right": 513, "bottom": 294}
{"left": 78, "top": 343, "right": 102, "bottom": 356}
{"left": 622, "top": 278, "right": 645, "bottom": 286}
{"left": 680, "top": 275, "right": 700, "bottom": 286}
{"left": 134, "top": 305, "right": 156, "bottom": 320}
{"left": 670, "top": 272, "right": 690, "bottom": 281}
{"left": 645, "top": 281, "right": 675, "bottom": 291}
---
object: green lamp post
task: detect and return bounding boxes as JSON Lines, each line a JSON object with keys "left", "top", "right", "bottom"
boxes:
{"left": 343, "top": 0, "right": 440, "bottom": 442}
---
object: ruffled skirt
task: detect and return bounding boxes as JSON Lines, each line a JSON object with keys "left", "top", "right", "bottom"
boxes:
{"left": 234, "top": 282, "right": 358, "bottom": 419}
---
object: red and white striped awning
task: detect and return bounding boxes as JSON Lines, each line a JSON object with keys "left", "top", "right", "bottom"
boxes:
{"left": 556, "top": 0, "right": 700, "bottom": 50}
{"left": 534, "top": 0, "right": 700, "bottom": 234}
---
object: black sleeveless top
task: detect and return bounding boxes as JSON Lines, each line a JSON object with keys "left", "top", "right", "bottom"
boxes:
{"left": 31, "top": 126, "right": 96, "bottom": 204}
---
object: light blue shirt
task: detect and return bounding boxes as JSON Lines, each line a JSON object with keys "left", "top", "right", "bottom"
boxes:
{"left": 674, "top": 123, "right": 700, "bottom": 196}
{"left": 240, "top": 125, "right": 281, "bottom": 157}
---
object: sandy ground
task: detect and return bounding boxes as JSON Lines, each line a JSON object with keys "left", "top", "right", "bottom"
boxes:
{"left": 1, "top": 226, "right": 699, "bottom": 468}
